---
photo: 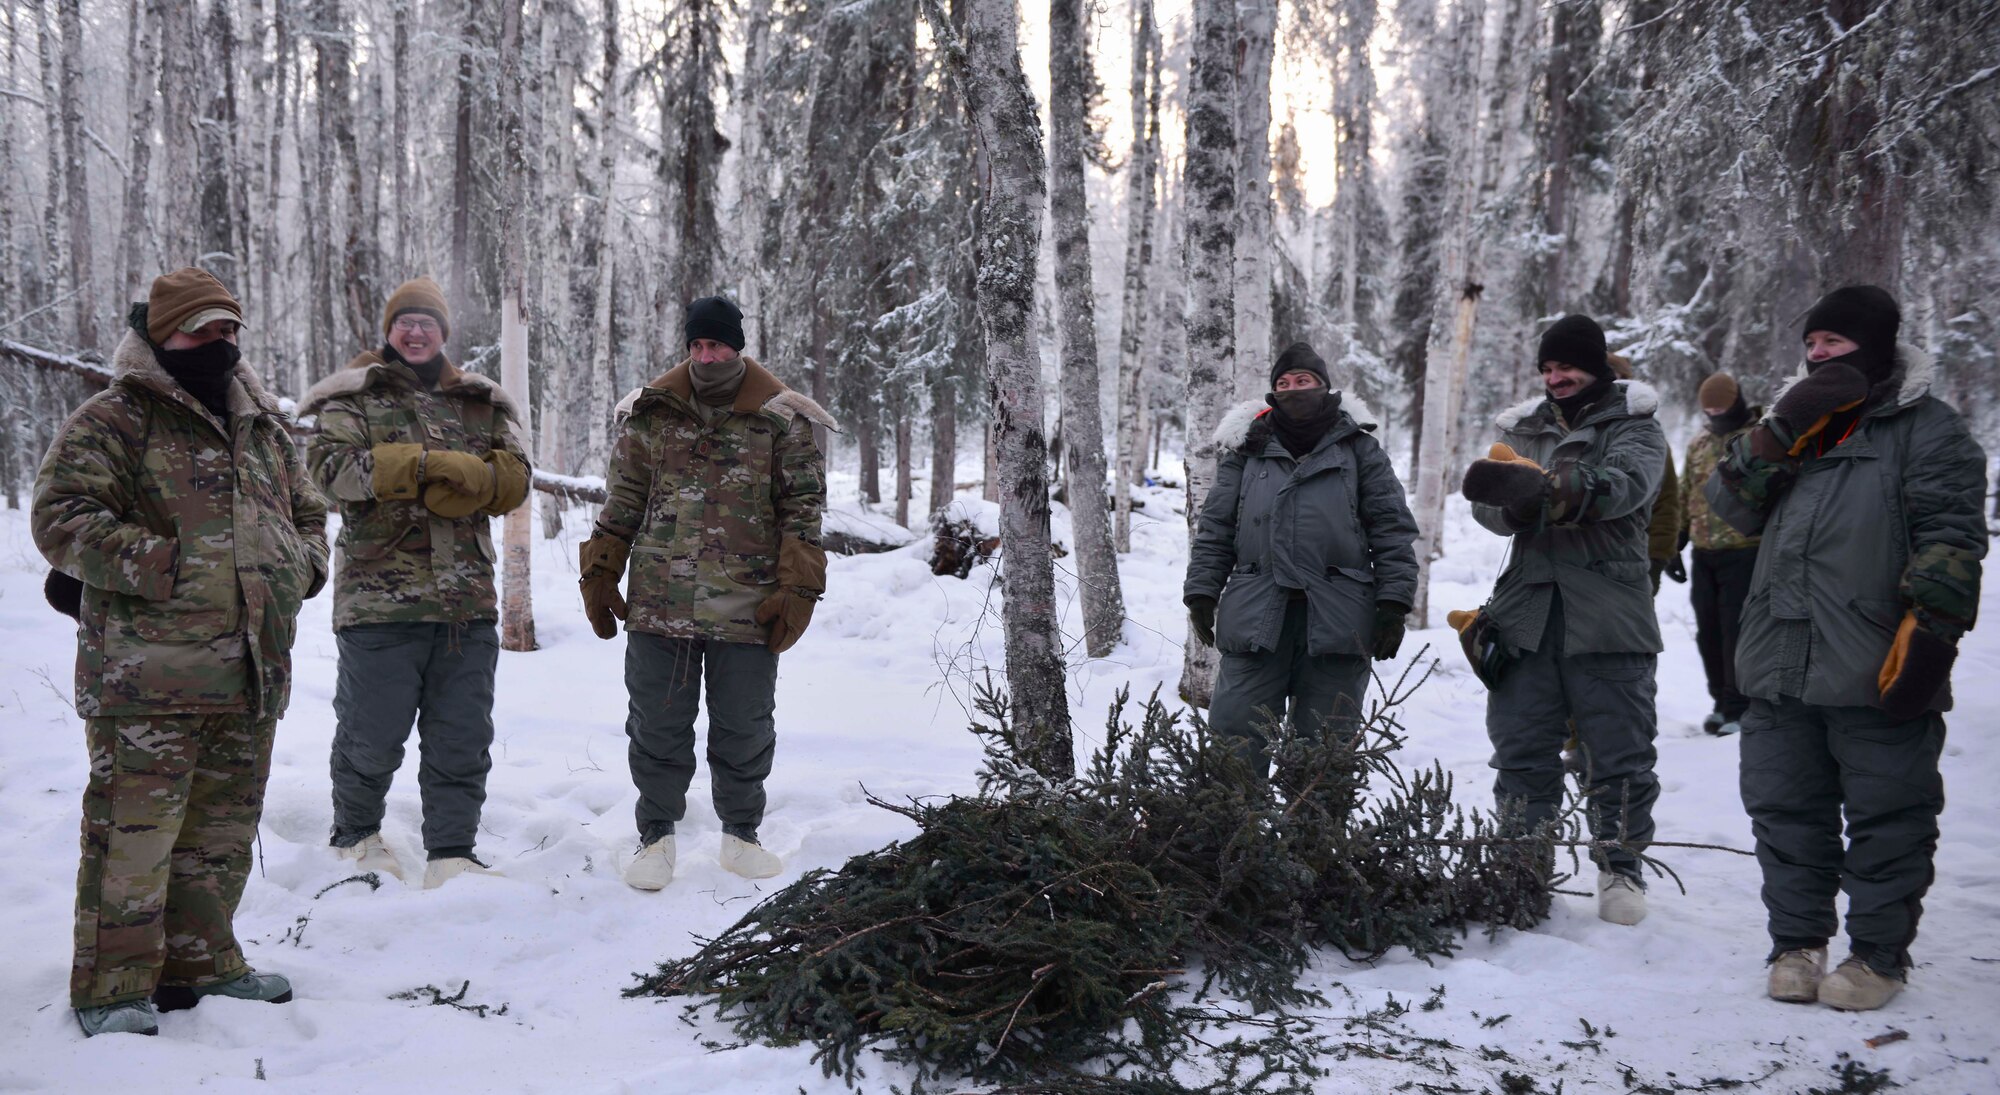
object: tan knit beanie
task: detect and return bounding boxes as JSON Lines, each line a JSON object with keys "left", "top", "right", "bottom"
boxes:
{"left": 145, "top": 267, "right": 242, "bottom": 345}
{"left": 1697, "top": 373, "right": 1740, "bottom": 412}
{"left": 382, "top": 277, "right": 451, "bottom": 340}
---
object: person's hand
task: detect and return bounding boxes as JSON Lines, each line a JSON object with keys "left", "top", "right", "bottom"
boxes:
{"left": 1878, "top": 611, "right": 1956, "bottom": 720}
{"left": 1186, "top": 596, "right": 1217, "bottom": 647}
{"left": 1664, "top": 554, "right": 1687, "bottom": 583}
{"left": 578, "top": 534, "right": 630, "bottom": 640}
{"left": 1370, "top": 601, "right": 1408, "bottom": 661}
{"left": 1462, "top": 444, "right": 1548, "bottom": 526}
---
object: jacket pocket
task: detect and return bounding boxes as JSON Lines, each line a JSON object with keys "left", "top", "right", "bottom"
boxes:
{"left": 103, "top": 606, "right": 248, "bottom": 708}
{"left": 1215, "top": 568, "right": 1277, "bottom": 654}
{"left": 1849, "top": 597, "right": 1902, "bottom": 637}
{"left": 1305, "top": 567, "right": 1375, "bottom": 656}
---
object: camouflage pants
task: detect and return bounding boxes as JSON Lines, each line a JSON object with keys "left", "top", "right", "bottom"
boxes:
{"left": 72, "top": 713, "right": 275, "bottom": 1008}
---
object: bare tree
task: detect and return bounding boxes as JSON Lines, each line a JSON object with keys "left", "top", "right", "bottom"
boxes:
{"left": 55, "top": 0, "right": 91, "bottom": 347}
{"left": 1231, "top": 0, "right": 1275, "bottom": 395}
{"left": 1048, "top": 0, "right": 1124, "bottom": 657}
{"left": 1409, "top": 0, "right": 1487, "bottom": 628}
{"left": 1179, "top": 0, "right": 1238, "bottom": 708}
{"left": 921, "top": 0, "right": 1074, "bottom": 779}
{"left": 498, "top": 0, "right": 536, "bottom": 651}
{"left": 583, "top": 0, "right": 622, "bottom": 472}
{"left": 1113, "top": 0, "right": 1160, "bottom": 554}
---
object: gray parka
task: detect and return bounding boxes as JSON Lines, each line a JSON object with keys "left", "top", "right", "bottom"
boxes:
{"left": 1706, "top": 346, "right": 1987, "bottom": 711}
{"left": 1472, "top": 380, "right": 1669, "bottom": 655}
{"left": 1184, "top": 396, "right": 1419, "bottom": 656}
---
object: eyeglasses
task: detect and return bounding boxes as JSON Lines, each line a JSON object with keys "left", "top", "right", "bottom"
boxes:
{"left": 391, "top": 316, "right": 441, "bottom": 335}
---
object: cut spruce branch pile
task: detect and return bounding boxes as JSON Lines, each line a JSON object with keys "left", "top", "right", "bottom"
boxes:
{"left": 630, "top": 661, "right": 1585, "bottom": 1091}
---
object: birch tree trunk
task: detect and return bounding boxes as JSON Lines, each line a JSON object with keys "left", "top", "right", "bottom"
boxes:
{"left": 157, "top": 0, "right": 198, "bottom": 266}
{"left": 33, "top": 1, "right": 67, "bottom": 341}
{"left": 198, "top": 0, "right": 239, "bottom": 283}
{"left": 1231, "top": 0, "right": 1274, "bottom": 396}
{"left": 1048, "top": 0, "right": 1124, "bottom": 658}
{"left": 392, "top": 0, "right": 412, "bottom": 275}
{"left": 584, "top": 0, "right": 621, "bottom": 472}
{"left": 922, "top": 0, "right": 1073, "bottom": 779}
{"left": 55, "top": 0, "right": 92, "bottom": 348}
{"left": 0, "top": 5, "right": 17, "bottom": 331}
{"left": 498, "top": 0, "right": 536, "bottom": 651}
{"left": 1409, "top": 0, "right": 1487, "bottom": 629}
{"left": 1113, "top": 0, "right": 1159, "bottom": 554}
{"left": 1179, "top": 0, "right": 1237, "bottom": 708}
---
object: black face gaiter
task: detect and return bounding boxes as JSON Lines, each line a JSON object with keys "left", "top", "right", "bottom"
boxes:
{"left": 1265, "top": 389, "right": 1341, "bottom": 458}
{"left": 1807, "top": 345, "right": 1895, "bottom": 388}
{"left": 383, "top": 345, "right": 445, "bottom": 389}
{"left": 1705, "top": 392, "right": 1752, "bottom": 435}
{"left": 154, "top": 339, "right": 240, "bottom": 421}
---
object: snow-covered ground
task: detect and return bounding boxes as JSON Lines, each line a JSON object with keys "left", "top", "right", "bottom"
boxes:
{"left": 2, "top": 460, "right": 1997, "bottom": 1093}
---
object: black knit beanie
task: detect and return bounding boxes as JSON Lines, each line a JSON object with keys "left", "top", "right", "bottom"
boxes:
{"left": 1802, "top": 285, "right": 1899, "bottom": 382}
{"left": 1270, "top": 341, "right": 1330, "bottom": 389}
{"left": 685, "top": 296, "right": 746, "bottom": 352}
{"left": 1537, "top": 314, "right": 1610, "bottom": 379}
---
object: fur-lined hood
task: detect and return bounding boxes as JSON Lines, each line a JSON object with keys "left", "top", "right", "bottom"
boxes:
{"left": 1766, "top": 343, "right": 1936, "bottom": 421}
{"left": 1212, "top": 392, "right": 1379, "bottom": 453}
{"left": 614, "top": 356, "right": 841, "bottom": 434}
{"left": 112, "top": 329, "right": 283, "bottom": 420}
{"left": 295, "top": 349, "right": 520, "bottom": 420}
{"left": 1495, "top": 378, "right": 1659, "bottom": 433}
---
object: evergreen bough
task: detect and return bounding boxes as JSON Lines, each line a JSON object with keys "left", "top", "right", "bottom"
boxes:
{"left": 629, "top": 661, "right": 1561, "bottom": 1091}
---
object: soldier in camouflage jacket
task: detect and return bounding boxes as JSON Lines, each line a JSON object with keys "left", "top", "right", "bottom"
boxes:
{"left": 1679, "top": 372, "right": 1761, "bottom": 734}
{"left": 1707, "top": 286, "right": 1986, "bottom": 1007}
{"left": 579, "top": 296, "right": 834, "bottom": 890}
{"left": 297, "top": 277, "right": 531, "bottom": 887}
{"left": 34, "top": 268, "right": 326, "bottom": 1035}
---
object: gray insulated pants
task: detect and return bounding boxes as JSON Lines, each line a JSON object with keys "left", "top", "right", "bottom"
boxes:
{"left": 1739, "top": 696, "right": 1945, "bottom": 971}
{"left": 329, "top": 621, "right": 499, "bottom": 853}
{"left": 624, "top": 632, "right": 780, "bottom": 843}
{"left": 1485, "top": 595, "right": 1659, "bottom": 877}
{"left": 1207, "top": 597, "right": 1370, "bottom": 777}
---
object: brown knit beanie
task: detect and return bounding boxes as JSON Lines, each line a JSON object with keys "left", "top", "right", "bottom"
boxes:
{"left": 382, "top": 277, "right": 451, "bottom": 340}
{"left": 144, "top": 267, "right": 242, "bottom": 345}
{"left": 1697, "top": 373, "right": 1739, "bottom": 412}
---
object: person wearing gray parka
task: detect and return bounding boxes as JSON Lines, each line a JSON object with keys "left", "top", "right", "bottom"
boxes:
{"left": 1707, "top": 285, "right": 1986, "bottom": 1012}
{"left": 1184, "top": 343, "right": 1419, "bottom": 777}
{"left": 1459, "top": 315, "right": 1667, "bottom": 927}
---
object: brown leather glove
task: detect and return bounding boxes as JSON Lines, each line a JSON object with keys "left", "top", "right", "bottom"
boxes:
{"left": 1877, "top": 611, "right": 1957, "bottom": 721}
{"left": 371, "top": 443, "right": 425, "bottom": 500}
{"left": 754, "top": 536, "right": 827, "bottom": 653}
{"left": 482, "top": 451, "right": 531, "bottom": 516}
{"left": 578, "top": 533, "right": 630, "bottom": 640}
{"left": 421, "top": 449, "right": 497, "bottom": 518}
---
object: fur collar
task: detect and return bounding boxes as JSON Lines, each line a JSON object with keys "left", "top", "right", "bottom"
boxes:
{"left": 1766, "top": 343, "right": 1935, "bottom": 419}
{"left": 112, "top": 329, "right": 282, "bottom": 419}
{"left": 295, "top": 349, "right": 521, "bottom": 419}
{"left": 1495, "top": 378, "right": 1658, "bottom": 432}
{"left": 1211, "top": 392, "right": 1379, "bottom": 452}
{"left": 616, "top": 356, "right": 841, "bottom": 433}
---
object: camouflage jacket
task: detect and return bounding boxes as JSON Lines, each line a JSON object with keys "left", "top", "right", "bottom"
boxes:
{"left": 1707, "top": 347, "right": 1986, "bottom": 710}
{"left": 33, "top": 331, "right": 329, "bottom": 718}
{"left": 597, "top": 358, "right": 834, "bottom": 643}
{"left": 298, "top": 352, "right": 530, "bottom": 629}
{"left": 1471, "top": 380, "right": 1668, "bottom": 655}
{"left": 1680, "top": 412, "right": 1761, "bottom": 552}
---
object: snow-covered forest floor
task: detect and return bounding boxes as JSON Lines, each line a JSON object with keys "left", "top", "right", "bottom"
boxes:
{"left": 2, "top": 461, "right": 1997, "bottom": 1094}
